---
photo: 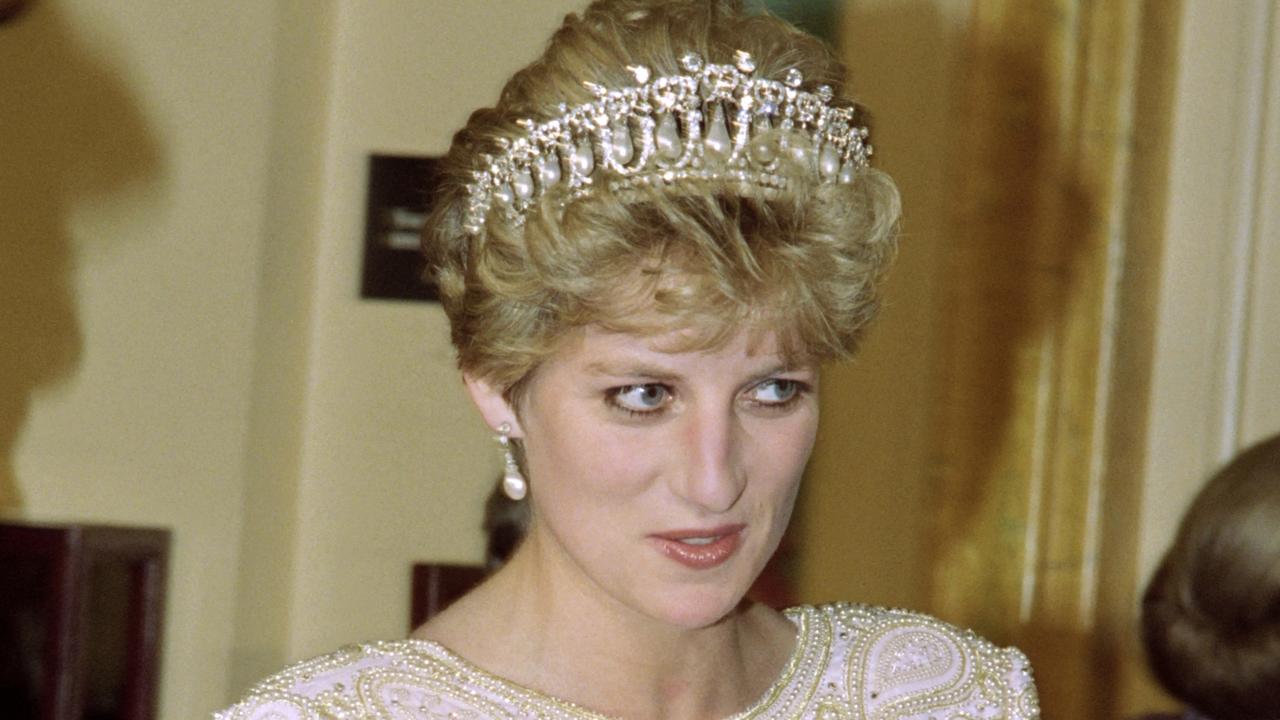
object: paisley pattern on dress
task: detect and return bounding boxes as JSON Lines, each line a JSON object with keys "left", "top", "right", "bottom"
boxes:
{"left": 215, "top": 603, "right": 1040, "bottom": 719}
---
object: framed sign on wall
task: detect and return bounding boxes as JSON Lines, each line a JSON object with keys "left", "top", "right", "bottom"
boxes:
{"left": 360, "top": 154, "right": 441, "bottom": 302}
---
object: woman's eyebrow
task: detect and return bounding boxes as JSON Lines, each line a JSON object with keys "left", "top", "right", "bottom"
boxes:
{"left": 739, "top": 364, "right": 816, "bottom": 389}
{"left": 582, "top": 361, "right": 682, "bottom": 381}
{"left": 749, "top": 364, "right": 794, "bottom": 379}
{"left": 582, "top": 360, "right": 803, "bottom": 382}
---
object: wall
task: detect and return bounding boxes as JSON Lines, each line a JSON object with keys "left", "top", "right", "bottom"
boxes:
{"left": 1134, "top": 0, "right": 1280, "bottom": 587}
{"left": 1, "top": 1, "right": 278, "bottom": 716}
{"left": 3, "top": 0, "right": 586, "bottom": 711}
{"left": 1122, "top": 2, "right": 1280, "bottom": 709}
{"left": 3, "top": 0, "right": 596, "bottom": 710}
{"left": 226, "top": 0, "right": 335, "bottom": 695}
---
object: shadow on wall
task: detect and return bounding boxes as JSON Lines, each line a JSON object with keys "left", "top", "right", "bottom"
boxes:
{"left": 0, "top": 1, "right": 161, "bottom": 513}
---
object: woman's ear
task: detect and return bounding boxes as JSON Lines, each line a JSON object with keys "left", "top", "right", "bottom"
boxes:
{"left": 462, "top": 373, "right": 524, "bottom": 437}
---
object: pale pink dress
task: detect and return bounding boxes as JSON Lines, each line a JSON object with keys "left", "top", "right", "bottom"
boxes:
{"left": 216, "top": 603, "right": 1040, "bottom": 719}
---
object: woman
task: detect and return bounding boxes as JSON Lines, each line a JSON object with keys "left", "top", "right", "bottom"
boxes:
{"left": 1139, "top": 433, "right": 1280, "bottom": 720}
{"left": 218, "top": 1, "right": 1040, "bottom": 717}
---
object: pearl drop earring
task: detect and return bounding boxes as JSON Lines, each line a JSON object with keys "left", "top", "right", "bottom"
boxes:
{"left": 497, "top": 422, "right": 526, "bottom": 501}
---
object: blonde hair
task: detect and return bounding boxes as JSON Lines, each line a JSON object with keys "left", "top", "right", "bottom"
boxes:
{"left": 425, "top": 0, "right": 900, "bottom": 399}
{"left": 1141, "top": 433, "right": 1280, "bottom": 720}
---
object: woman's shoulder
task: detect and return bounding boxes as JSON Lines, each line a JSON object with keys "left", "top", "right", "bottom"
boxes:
{"left": 212, "top": 639, "right": 482, "bottom": 720}
{"left": 780, "top": 601, "right": 1040, "bottom": 719}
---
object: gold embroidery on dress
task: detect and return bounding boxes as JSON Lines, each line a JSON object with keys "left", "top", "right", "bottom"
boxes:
{"left": 215, "top": 603, "right": 1040, "bottom": 719}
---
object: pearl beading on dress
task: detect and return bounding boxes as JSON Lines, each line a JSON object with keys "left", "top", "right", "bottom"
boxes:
{"left": 214, "top": 603, "right": 1041, "bottom": 719}
{"left": 462, "top": 50, "right": 874, "bottom": 236}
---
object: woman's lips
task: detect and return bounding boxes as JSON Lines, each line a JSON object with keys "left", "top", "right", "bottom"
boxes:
{"left": 650, "top": 524, "right": 745, "bottom": 569}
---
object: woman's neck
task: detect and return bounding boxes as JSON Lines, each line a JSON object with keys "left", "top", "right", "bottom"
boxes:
{"left": 419, "top": 531, "right": 795, "bottom": 720}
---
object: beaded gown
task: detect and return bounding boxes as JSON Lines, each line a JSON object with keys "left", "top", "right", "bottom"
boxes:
{"left": 215, "top": 602, "right": 1040, "bottom": 719}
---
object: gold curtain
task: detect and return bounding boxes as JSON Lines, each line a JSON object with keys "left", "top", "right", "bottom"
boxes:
{"left": 925, "top": 0, "right": 1181, "bottom": 715}
{"left": 798, "top": 0, "right": 1186, "bottom": 716}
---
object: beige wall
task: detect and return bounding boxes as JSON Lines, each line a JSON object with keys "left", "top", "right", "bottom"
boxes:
{"left": 1134, "top": 0, "right": 1280, "bottom": 590}
{"left": 227, "top": 0, "right": 334, "bottom": 695}
{"left": 1, "top": 0, "right": 579, "bottom": 714}
{"left": 2, "top": 1, "right": 278, "bottom": 716}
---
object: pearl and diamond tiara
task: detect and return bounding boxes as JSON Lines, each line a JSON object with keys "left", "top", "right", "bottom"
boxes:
{"left": 462, "top": 49, "right": 873, "bottom": 236}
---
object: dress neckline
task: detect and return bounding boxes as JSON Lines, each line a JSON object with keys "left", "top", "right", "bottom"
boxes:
{"left": 398, "top": 605, "right": 819, "bottom": 719}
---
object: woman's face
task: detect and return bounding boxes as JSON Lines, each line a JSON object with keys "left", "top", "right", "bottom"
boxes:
{"left": 480, "top": 324, "right": 818, "bottom": 630}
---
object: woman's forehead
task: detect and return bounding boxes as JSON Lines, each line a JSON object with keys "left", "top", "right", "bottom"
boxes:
{"left": 555, "top": 323, "right": 792, "bottom": 366}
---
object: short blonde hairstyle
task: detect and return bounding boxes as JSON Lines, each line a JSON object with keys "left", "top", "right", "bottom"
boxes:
{"left": 425, "top": 0, "right": 900, "bottom": 399}
{"left": 1142, "top": 433, "right": 1280, "bottom": 720}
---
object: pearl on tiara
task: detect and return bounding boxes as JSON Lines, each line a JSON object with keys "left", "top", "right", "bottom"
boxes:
{"left": 462, "top": 50, "right": 873, "bottom": 236}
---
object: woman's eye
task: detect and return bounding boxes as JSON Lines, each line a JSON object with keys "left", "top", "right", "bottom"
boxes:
{"left": 747, "top": 378, "right": 803, "bottom": 406}
{"left": 610, "top": 384, "right": 671, "bottom": 414}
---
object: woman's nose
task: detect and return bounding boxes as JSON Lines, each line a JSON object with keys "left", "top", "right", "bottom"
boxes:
{"left": 672, "top": 407, "right": 746, "bottom": 513}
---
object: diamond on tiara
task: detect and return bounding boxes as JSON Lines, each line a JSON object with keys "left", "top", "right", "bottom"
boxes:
{"left": 462, "top": 50, "right": 873, "bottom": 236}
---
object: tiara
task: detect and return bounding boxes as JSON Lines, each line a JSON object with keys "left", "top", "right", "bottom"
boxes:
{"left": 462, "top": 49, "right": 873, "bottom": 235}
